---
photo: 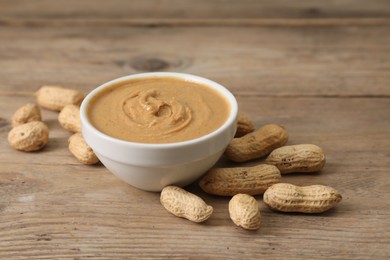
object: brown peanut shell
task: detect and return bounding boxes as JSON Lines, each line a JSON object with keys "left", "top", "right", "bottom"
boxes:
{"left": 160, "top": 186, "right": 213, "bottom": 223}
{"left": 68, "top": 133, "right": 99, "bottom": 164}
{"left": 235, "top": 113, "right": 255, "bottom": 138}
{"left": 12, "top": 103, "right": 42, "bottom": 127}
{"left": 229, "top": 194, "right": 261, "bottom": 230}
{"left": 8, "top": 121, "right": 49, "bottom": 152}
{"left": 265, "top": 144, "right": 325, "bottom": 173}
{"left": 199, "top": 164, "right": 281, "bottom": 196}
{"left": 58, "top": 104, "right": 81, "bottom": 133}
{"left": 263, "top": 183, "right": 342, "bottom": 213}
{"left": 36, "top": 86, "right": 84, "bottom": 111}
{"left": 225, "top": 124, "right": 288, "bottom": 162}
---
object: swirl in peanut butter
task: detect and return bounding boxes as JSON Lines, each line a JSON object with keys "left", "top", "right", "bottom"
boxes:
{"left": 122, "top": 89, "right": 192, "bottom": 136}
{"left": 87, "top": 77, "right": 230, "bottom": 144}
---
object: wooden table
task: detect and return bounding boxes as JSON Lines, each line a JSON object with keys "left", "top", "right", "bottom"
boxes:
{"left": 1, "top": 1, "right": 389, "bottom": 259}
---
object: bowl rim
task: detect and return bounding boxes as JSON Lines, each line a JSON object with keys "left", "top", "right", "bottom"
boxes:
{"left": 80, "top": 72, "right": 238, "bottom": 149}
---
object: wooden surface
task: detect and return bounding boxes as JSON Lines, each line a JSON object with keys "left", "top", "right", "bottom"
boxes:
{"left": 1, "top": 1, "right": 389, "bottom": 259}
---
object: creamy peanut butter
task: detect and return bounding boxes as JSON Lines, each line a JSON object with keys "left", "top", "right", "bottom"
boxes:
{"left": 87, "top": 77, "right": 230, "bottom": 143}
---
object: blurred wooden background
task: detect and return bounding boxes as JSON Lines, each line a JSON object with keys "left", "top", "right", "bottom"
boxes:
{"left": 0, "top": 1, "right": 389, "bottom": 259}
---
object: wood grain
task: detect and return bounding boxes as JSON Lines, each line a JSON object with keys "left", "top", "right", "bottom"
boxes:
{"left": 0, "top": 26, "right": 389, "bottom": 97}
{"left": 2, "top": 18, "right": 390, "bottom": 28}
{"left": 1, "top": 95, "right": 389, "bottom": 259}
{"left": 1, "top": 0, "right": 389, "bottom": 28}
{"left": 1, "top": 1, "right": 390, "bottom": 259}
{"left": 1, "top": 0, "right": 390, "bottom": 19}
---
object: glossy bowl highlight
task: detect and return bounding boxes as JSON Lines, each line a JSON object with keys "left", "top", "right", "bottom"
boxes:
{"left": 80, "top": 72, "right": 238, "bottom": 192}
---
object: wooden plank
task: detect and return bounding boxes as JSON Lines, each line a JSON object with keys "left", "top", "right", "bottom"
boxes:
{"left": 2, "top": 18, "right": 390, "bottom": 27}
{"left": 0, "top": 95, "right": 389, "bottom": 259}
{"left": 0, "top": 26, "right": 389, "bottom": 96}
{"left": 1, "top": 0, "right": 390, "bottom": 20}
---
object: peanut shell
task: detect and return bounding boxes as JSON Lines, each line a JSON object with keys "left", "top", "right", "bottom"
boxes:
{"left": 36, "top": 85, "right": 84, "bottom": 111}
{"left": 8, "top": 121, "right": 49, "bottom": 152}
{"left": 225, "top": 124, "right": 288, "bottom": 162}
{"left": 160, "top": 186, "right": 213, "bottom": 223}
{"left": 58, "top": 104, "right": 81, "bottom": 133}
{"left": 229, "top": 194, "right": 261, "bottom": 230}
{"left": 265, "top": 144, "right": 325, "bottom": 173}
{"left": 235, "top": 113, "right": 255, "bottom": 138}
{"left": 199, "top": 164, "right": 281, "bottom": 196}
{"left": 263, "top": 183, "right": 342, "bottom": 213}
{"left": 68, "top": 133, "right": 99, "bottom": 164}
{"left": 11, "top": 103, "right": 42, "bottom": 127}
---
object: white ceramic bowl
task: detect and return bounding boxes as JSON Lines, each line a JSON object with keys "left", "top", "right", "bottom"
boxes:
{"left": 80, "top": 72, "right": 238, "bottom": 192}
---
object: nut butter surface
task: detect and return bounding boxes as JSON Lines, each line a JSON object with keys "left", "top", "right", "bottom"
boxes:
{"left": 87, "top": 77, "right": 230, "bottom": 143}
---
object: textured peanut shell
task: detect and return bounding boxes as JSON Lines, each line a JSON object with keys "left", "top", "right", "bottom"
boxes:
{"left": 160, "top": 186, "right": 213, "bottom": 223}
{"left": 229, "top": 194, "right": 261, "bottom": 230}
{"left": 199, "top": 164, "right": 281, "bottom": 196}
{"left": 235, "top": 113, "right": 255, "bottom": 138}
{"left": 263, "top": 183, "right": 342, "bottom": 213}
{"left": 58, "top": 104, "right": 81, "bottom": 133}
{"left": 265, "top": 144, "right": 325, "bottom": 173}
{"left": 11, "top": 103, "right": 42, "bottom": 127}
{"left": 36, "top": 86, "right": 85, "bottom": 111}
{"left": 8, "top": 121, "right": 49, "bottom": 152}
{"left": 225, "top": 124, "right": 288, "bottom": 162}
{"left": 68, "top": 133, "right": 99, "bottom": 164}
